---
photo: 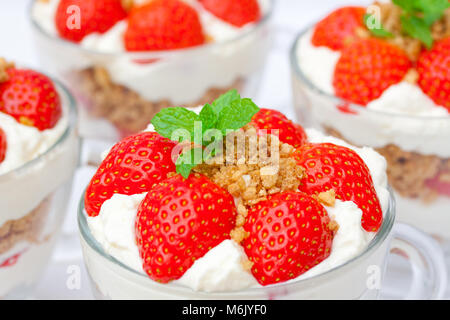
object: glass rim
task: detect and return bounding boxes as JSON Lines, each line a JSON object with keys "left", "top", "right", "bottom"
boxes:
{"left": 0, "top": 71, "right": 77, "bottom": 180}
{"left": 289, "top": 26, "right": 450, "bottom": 122}
{"left": 28, "top": 0, "right": 274, "bottom": 58}
{"left": 77, "top": 186, "right": 396, "bottom": 296}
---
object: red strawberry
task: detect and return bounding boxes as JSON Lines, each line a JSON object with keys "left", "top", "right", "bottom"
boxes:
{"left": 426, "top": 170, "right": 450, "bottom": 197}
{"left": 198, "top": 0, "right": 261, "bottom": 27}
{"left": 55, "top": 0, "right": 127, "bottom": 43}
{"left": 333, "top": 38, "right": 411, "bottom": 105}
{"left": 0, "top": 128, "right": 6, "bottom": 164}
{"left": 292, "top": 143, "right": 383, "bottom": 232}
{"left": 136, "top": 173, "right": 237, "bottom": 283}
{"left": 85, "top": 131, "right": 177, "bottom": 217}
{"left": 243, "top": 192, "right": 334, "bottom": 286}
{"left": 417, "top": 37, "right": 450, "bottom": 112}
{"left": 251, "top": 108, "right": 308, "bottom": 148}
{"left": 312, "top": 7, "right": 366, "bottom": 51}
{"left": 124, "top": 0, "right": 205, "bottom": 51}
{"left": 0, "top": 68, "right": 62, "bottom": 131}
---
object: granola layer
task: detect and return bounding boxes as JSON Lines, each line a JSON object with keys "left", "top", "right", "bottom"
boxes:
{"left": 325, "top": 127, "right": 449, "bottom": 202}
{"left": 75, "top": 66, "right": 244, "bottom": 135}
{"left": 0, "top": 197, "right": 50, "bottom": 254}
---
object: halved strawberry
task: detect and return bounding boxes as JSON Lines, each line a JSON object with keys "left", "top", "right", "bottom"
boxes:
{"left": 417, "top": 37, "right": 450, "bottom": 112}
{"left": 198, "top": 0, "right": 261, "bottom": 27}
{"left": 292, "top": 143, "right": 383, "bottom": 232}
{"left": 0, "top": 128, "right": 6, "bottom": 164}
{"left": 136, "top": 173, "right": 237, "bottom": 283}
{"left": 0, "top": 68, "right": 62, "bottom": 131}
{"left": 333, "top": 38, "right": 411, "bottom": 105}
{"left": 251, "top": 108, "right": 308, "bottom": 148}
{"left": 243, "top": 192, "right": 334, "bottom": 286}
{"left": 124, "top": 0, "right": 205, "bottom": 51}
{"left": 312, "top": 6, "right": 366, "bottom": 51}
{"left": 425, "top": 170, "right": 450, "bottom": 197}
{"left": 84, "top": 132, "right": 177, "bottom": 217}
{"left": 55, "top": 0, "right": 127, "bottom": 43}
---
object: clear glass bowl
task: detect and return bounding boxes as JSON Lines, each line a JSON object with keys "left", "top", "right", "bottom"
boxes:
{"left": 29, "top": 0, "right": 273, "bottom": 141}
{"left": 290, "top": 28, "right": 450, "bottom": 242}
{"left": 77, "top": 187, "right": 447, "bottom": 299}
{"left": 0, "top": 77, "right": 79, "bottom": 299}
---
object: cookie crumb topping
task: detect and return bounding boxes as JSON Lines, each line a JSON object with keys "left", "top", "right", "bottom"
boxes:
{"left": 315, "top": 189, "right": 336, "bottom": 207}
{"left": 0, "top": 58, "right": 14, "bottom": 83}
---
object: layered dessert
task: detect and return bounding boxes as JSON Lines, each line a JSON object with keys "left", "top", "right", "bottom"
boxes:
{"left": 80, "top": 90, "right": 390, "bottom": 298}
{"left": 291, "top": 1, "right": 450, "bottom": 238}
{"left": 0, "top": 58, "right": 78, "bottom": 298}
{"left": 31, "top": 0, "right": 272, "bottom": 139}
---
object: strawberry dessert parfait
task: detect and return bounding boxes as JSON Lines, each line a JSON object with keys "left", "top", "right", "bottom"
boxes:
{"left": 0, "top": 59, "right": 79, "bottom": 298}
{"left": 291, "top": 1, "right": 450, "bottom": 245}
{"left": 30, "top": 0, "right": 272, "bottom": 140}
{"left": 78, "top": 91, "right": 447, "bottom": 299}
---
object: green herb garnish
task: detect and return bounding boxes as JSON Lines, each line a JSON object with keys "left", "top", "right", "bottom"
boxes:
{"left": 151, "top": 90, "right": 260, "bottom": 178}
{"left": 364, "top": 13, "right": 394, "bottom": 38}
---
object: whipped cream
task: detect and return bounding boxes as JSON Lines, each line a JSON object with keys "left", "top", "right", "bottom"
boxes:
{"left": 295, "top": 30, "right": 450, "bottom": 157}
{"left": 87, "top": 128, "right": 389, "bottom": 292}
{"left": 31, "top": 0, "right": 272, "bottom": 104}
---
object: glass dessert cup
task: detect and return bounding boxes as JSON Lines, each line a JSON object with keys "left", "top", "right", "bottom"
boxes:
{"left": 0, "top": 77, "right": 79, "bottom": 299}
{"left": 290, "top": 28, "right": 450, "bottom": 244}
{"left": 29, "top": 0, "right": 273, "bottom": 142}
{"left": 78, "top": 188, "right": 447, "bottom": 300}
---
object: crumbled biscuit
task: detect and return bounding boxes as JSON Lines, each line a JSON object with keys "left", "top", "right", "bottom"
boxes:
{"left": 328, "top": 220, "right": 340, "bottom": 234}
{"left": 75, "top": 67, "right": 244, "bottom": 135}
{"left": 0, "top": 197, "right": 50, "bottom": 254}
{"left": 121, "top": 0, "right": 134, "bottom": 11}
{"left": 325, "top": 126, "right": 448, "bottom": 202}
{"left": 404, "top": 69, "right": 419, "bottom": 84}
{"left": 316, "top": 189, "right": 336, "bottom": 207}
{"left": 241, "top": 258, "right": 254, "bottom": 271}
{"left": 0, "top": 58, "right": 14, "bottom": 83}
{"left": 230, "top": 227, "right": 249, "bottom": 244}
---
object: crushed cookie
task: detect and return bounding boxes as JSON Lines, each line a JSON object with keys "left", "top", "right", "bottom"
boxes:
{"left": 316, "top": 189, "right": 336, "bottom": 207}
{"left": 241, "top": 258, "right": 254, "bottom": 271}
{"left": 121, "top": 0, "right": 134, "bottom": 11}
{"left": 0, "top": 58, "right": 14, "bottom": 83}
{"left": 74, "top": 67, "right": 244, "bottom": 134}
{"left": 230, "top": 227, "right": 249, "bottom": 244}
{"left": 404, "top": 69, "right": 419, "bottom": 84}
{"left": 328, "top": 220, "right": 340, "bottom": 234}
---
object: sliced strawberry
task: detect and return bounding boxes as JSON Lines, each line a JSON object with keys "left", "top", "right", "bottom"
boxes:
{"left": 84, "top": 132, "right": 177, "bottom": 217}
{"left": 292, "top": 143, "right": 383, "bottom": 232}
{"left": 425, "top": 170, "right": 450, "bottom": 197}
{"left": 243, "top": 192, "right": 334, "bottom": 286}
{"left": 333, "top": 38, "right": 411, "bottom": 105}
{"left": 55, "top": 0, "right": 127, "bottom": 43}
{"left": 0, "top": 128, "right": 6, "bottom": 164}
{"left": 417, "top": 37, "right": 450, "bottom": 112}
{"left": 136, "top": 173, "right": 237, "bottom": 283}
{"left": 0, "top": 68, "right": 62, "bottom": 131}
{"left": 124, "top": 0, "right": 205, "bottom": 51}
{"left": 198, "top": 0, "right": 261, "bottom": 27}
{"left": 312, "top": 6, "right": 366, "bottom": 51}
{"left": 251, "top": 108, "right": 308, "bottom": 148}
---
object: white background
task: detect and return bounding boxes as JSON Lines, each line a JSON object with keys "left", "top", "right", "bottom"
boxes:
{"left": 0, "top": 0, "right": 445, "bottom": 299}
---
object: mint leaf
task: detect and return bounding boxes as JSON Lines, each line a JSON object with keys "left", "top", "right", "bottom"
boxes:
{"left": 199, "top": 103, "right": 217, "bottom": 134}
{"left": 210, "top": 89, "right": 241, "bottom": 117}
{"left": 364, "top": 14, "right": 394, "bottom": 38}
{"left": 393, "top": 0, "right": 416, "bottom": 12}
{"left": 151, "top": 107, "right": 199, "bottom": 141}
{"left": 401, "top": 15, "right": 433, "bottom": 48}
{"left": 414, "top": 0, "right": 450, "bottom": 25}
{"left": 216, "top": 98, "right": 260, "bottom": 135}
{"left": 175, "top": 147, "right": 202, "bottom": 178}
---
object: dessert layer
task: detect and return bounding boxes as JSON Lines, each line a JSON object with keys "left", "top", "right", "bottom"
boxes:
{"left": 294, "top": 30, "right": 450, "bottom": 158}
{"left": 32, "top": 0, "right": 271, "bottom": 104}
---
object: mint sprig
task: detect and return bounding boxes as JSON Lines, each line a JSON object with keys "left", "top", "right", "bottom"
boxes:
{"left": 151, "top": 90, "right": 260, "bottom": 178}
{"left": 392, "top": 0, "right": 450, "bottom": 48}
{"left": 364, "top": 14, "right": 394, "bottom": 38}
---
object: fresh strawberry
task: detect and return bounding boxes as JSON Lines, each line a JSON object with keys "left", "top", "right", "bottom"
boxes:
{"left": 417, "top": 37, "right": 450, "bottom": 112}
{"left": 312, "top": 7, "right": 366, "bottom": 51}
{"left": 0, "top": 68, "right": 62, "bottom": 131}
{"left": 135, "top": 173, "right": 237, "bottom": 283}
{"left": 55, "top": 0, "right": 127, "bottom": 43}
{"left": 243, "top": 192, "right": 334, "bottom": 286}
{"left": 0, "top": 250, "right": 26, "bottom": 268}
{"left": 251, "top": 108, "right": 308, "bottom": 148}
{"left": 426, "top": 170, "right": 450, "bottom": 197}
{"left": 85, "top": 132, "right": 177, "bottom": 217}
{"left": 333, "top": 38, "right": 411, "bottom": 105}
{"left": 124, "top": 0, "right": 205, "bottom": 51}
{"left": 292, "top": 143, "right": 383, "bottom": 232}
{"left": 0, "top": 128, "right": 6, "bottom": 164}
{"left": 198, "top": 0, "right": 261, "bottom": 27}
